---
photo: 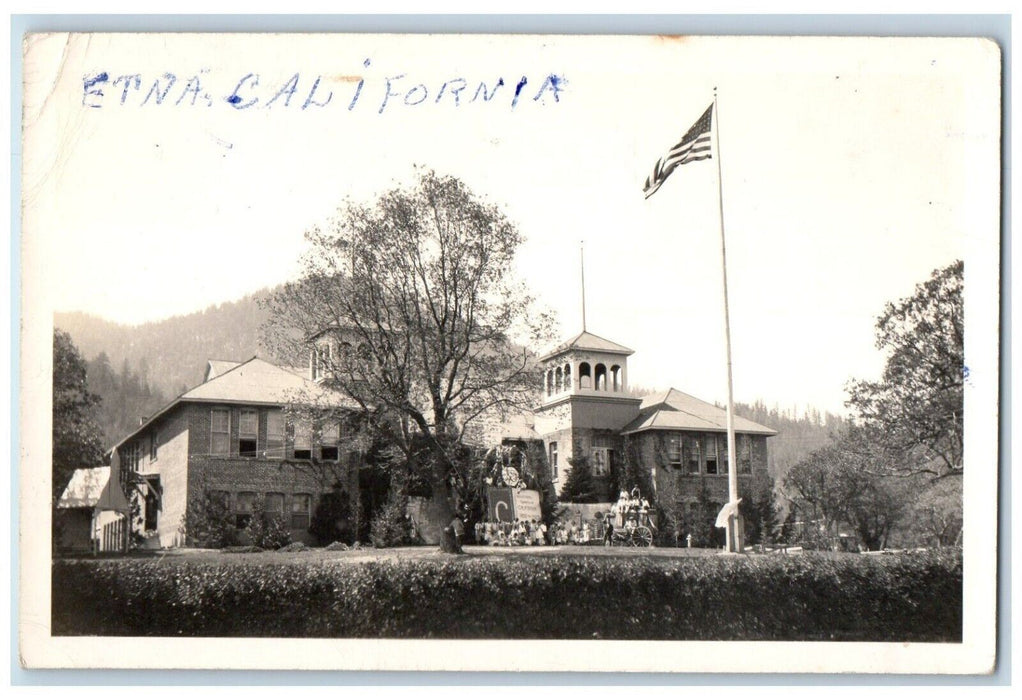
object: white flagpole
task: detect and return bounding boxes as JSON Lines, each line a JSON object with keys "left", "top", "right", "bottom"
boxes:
{"left": 713, "top": 88, "right": 743, "bottom": 553}
{"left": 580, "top": 242, "right": 587, "bottom": 331}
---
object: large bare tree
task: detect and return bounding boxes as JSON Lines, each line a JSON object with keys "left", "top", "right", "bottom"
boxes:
{"left": 264, "top": 171, "right": 554, "bottom": 535}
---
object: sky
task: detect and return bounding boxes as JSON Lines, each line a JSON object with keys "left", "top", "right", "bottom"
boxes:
{"left": 22, "top": 33, "right": 999, "bottom": 416}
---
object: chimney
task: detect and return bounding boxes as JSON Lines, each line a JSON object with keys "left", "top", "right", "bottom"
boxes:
{"left": 139, "top": 416, "right": 148, "bottom": 426}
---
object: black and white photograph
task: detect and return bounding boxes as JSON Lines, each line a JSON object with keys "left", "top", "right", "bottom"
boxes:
{"left": 18, "top": 31, "right": 1000, "bottom": 673}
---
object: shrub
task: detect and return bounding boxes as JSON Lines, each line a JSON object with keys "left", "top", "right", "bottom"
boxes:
{"left": 278, "top": 542, "right": 309, "bottom": 553}
{"left": 369, "top": 492, "right": 411, "bottom": 548}
{"left": 245, "top": 498, "right": 292, "bottom": 550}
{"left": 52, "top": 549, "right": 962, "bottom": 641}
{"left": 183, "top": 490, "right": 240, "bottom": 548}
{"left": 309, "top": 488, "right": 353, "bottom": 545}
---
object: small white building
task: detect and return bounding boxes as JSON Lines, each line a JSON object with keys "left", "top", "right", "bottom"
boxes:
{"left": 56, "top": 466, "right": 131, "bottom": 553}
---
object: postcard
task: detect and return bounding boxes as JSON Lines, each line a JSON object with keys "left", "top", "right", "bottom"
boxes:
{"left": 19, "top": 32, "right": 1000, "bottom": 673}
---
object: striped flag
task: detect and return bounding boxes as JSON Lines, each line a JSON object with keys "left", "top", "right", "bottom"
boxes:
{"left": 643, "top": 103, "right": 714, "bottom": 199}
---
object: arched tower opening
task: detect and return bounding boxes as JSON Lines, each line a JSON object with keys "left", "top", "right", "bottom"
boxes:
{"left": 579, "top": 362, "right": 592, "bottom": 389}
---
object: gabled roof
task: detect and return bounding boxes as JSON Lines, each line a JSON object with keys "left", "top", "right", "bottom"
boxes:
{"left": 621, "top": 388, "right": 778, "bottom": 436}
{"left": 539, "top": 330, "right": 634, "bottom": 361}
{"left": 204, "top": 359, "right": 242, "bottom": 382}
{"left": 182, "top": 357, "right": 325, "bottom": 404}
{"left": 111, "top": 357, "right": 357, "bottom": 452}
{"left": 57, "top": 466, "right": 130, "bottom": 511}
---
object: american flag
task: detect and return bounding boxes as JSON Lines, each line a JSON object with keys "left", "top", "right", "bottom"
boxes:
{"left": 643, "top": 103, "right": 714, "bottom": 199}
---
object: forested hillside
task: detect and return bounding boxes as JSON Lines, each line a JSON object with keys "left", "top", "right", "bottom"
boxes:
{"left": 732, "top": 400, "right": 848, "bottom": 483}
{"left": 55, "top": 289, "right": 272, "bottom": 398}
{"left": 84, "top": 353, "right": 170, "bottom": 447}
{"left": 56, "top": 289, "right": 273, "bottom": 447}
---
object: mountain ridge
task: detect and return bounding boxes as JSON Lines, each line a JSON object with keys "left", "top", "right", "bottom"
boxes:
{"left": 55, "top": 288, "right": 275, "bottom": 398}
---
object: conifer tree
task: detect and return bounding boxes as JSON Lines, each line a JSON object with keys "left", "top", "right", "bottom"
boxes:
{"left": 561, "top": 455, "right": 599, "bottom": 503}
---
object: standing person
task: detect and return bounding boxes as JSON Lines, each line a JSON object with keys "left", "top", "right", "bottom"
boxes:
{"left": 450, "top": 514, "right": 465, "bottom": 548}
{"left": 604, "top": 513, "right": 614, "bottom": 547}
{"left": 538, "top": 520, "right": 548, "bottom": 545}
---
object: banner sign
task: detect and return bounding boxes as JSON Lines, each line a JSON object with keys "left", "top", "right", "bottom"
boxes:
{"left": 513, "top": 490, "right": 542, "bottom": 522}
{"left": 487, "top": 487, "right": 515, "bottom": 523}
{"left": 714, "top": 498, "right": 742, "bottom": 528}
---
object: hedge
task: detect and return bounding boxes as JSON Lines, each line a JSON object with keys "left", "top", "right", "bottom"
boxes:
{"left": 51, "top": 549, "right": 961, "bottom": 640}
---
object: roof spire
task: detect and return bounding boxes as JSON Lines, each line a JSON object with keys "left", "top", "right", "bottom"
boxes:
{"left": 580, "top": 241, "right": 587, "bottom": 332}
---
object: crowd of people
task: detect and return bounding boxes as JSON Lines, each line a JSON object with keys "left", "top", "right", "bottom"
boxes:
{"left": 465, "top": 490, "right": 655, "bottom": 548}
{"left": 611, "top": 489, "right": 652, "bottom": 525}
{"left": 474, "top": 518, "right": 606, "bottom": 546}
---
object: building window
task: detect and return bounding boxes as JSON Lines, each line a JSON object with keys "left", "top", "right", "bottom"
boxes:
{"left": 705, "top": 434, "right": 718, "bottom": 474}
{"left": 555, "top": 366, "right": 563, "bottom": 393}
{"left": 611, "top": 365, "right": 622, "bottom": 392}
{"left": 563, "top": 363, "right": 572, "bottom": 392}
{"left": 592, "top": 447, "right": 611, "bottom": 476}
{"left": 549, "top": 442, "right": 559, "bottom": 480}
{"left": 291, "top": 494, "right": 312, "bottom": 530}
{"left": 685, "top": 436, "right": 701, "bottom": 474}
{"left": 150, "top": 431, "right": 158, "bottom": 461}
{"left": 124, "top": 443, "right": 141, "bottom": 472}
{"left": 594, "top": 364, "right": 607, "bottom": 391}
{"left": 579, "top": 362, "right": 592, "bottom": 389}
{"left": 320, "top": 421, "right": 341, "bottom": 461}
{"left": 239, "top": 409, "right": 258, "bottom": 457}
{"left": 667, "top": 436, "right": 682, "bottom": 468}
{"left": 739, "top": 435, "right": 753, "bottom": 474}
{"left": 235, "top": 491, "right": 256, "bottom": 528}
{"left": 265, "top": 492, "right": 285, "bottom": 519}
{"left": 293, "top": 421, "right": 312, "bottom": 460}
{"left": 266, "top": 409, "right": 285, "bottom": 459}
{"left": 211, "top": 408, "right": 230, "bottom": 456}
{"left": 144, "top": 488, "right": 159, "bottom": 531}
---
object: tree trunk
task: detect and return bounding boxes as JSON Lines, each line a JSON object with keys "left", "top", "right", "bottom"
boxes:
{"left": 429, "top": 452, "right": 462, "bottom": 554}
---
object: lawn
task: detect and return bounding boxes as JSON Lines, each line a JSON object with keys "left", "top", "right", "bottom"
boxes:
{"left": 68, "top": 543, "right": 725, "bottom": 566}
